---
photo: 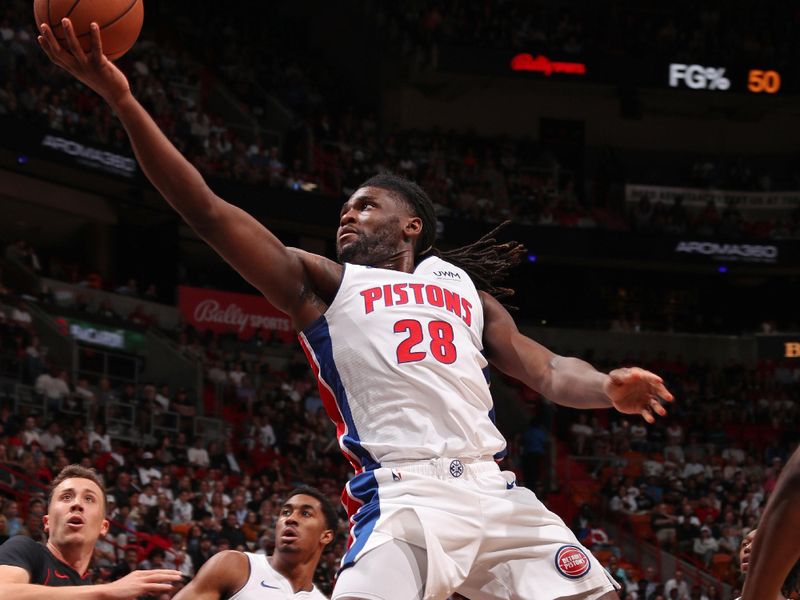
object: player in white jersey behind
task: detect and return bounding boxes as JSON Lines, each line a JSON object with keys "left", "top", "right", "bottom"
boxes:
{"left": 39, "top": 21, "right": 675, "bottom": 600}
{"left": 171, "top": 486, "right": 337, "bottom": 600}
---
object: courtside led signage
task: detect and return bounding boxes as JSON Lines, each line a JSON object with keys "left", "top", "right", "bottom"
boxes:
{"left": 510, "top": 53, "right": 586, "bottom": 76}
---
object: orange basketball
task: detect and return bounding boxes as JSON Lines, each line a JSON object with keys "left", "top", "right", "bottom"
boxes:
{"left": 34, "top": 0, "right": 144, "bottom": 61}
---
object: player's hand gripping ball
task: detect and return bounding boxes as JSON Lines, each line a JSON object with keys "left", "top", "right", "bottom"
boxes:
{"left": 34, "top": 0, "right": 144, "bottom": 60}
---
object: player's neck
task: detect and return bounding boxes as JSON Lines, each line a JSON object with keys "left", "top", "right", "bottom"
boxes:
{"left": 268, "top": 552, "right": 317, "bottom": 594}
{"left": 46, "top": 539, "right": 91, "bottom": 575}
{"left": 368, "top": 250, "right": 417, "bottom": 273}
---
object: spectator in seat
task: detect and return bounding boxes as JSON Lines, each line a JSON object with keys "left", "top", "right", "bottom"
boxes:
{"left": 692, "top": 525, "right": 719, "bottom": 566}
{"left": 676, "top": 502, "right": 701, "bottom": 553}
{"left": 35, "top": 368, "right": 70, "bottom": 414}
{"left": 20, "top": 416, "right": 41, "bottom": 448}
{"left": 39, "top": 422, "right": 65, "bottom": 455}
{"left": 137, "top": 451, "right": 161, "bottom": 486}
{"left": 569, "top": 413, "right": 593, "bottom": 455}
{"left": 187, "top": 438, "right": 210, "bottom": 468}
{"left": 10, "top": 301, "right": 33, "bottom": 330}
{"left": 219, "top": 512, "right": 247, "bottom": 551}
{"left": 640, "top": 565, "right": 660, "bottom": 599}
{"left": 189, "top": 534, "right": 215, "bottom": 572}
{"left": 164, "top": 533, "right": 193, "bottom": 577}
{"left": 664, "top": 569, "right": 690, "bottom": 600}
{"left": 651, "top": 503, "right": 678, "bottom": 550}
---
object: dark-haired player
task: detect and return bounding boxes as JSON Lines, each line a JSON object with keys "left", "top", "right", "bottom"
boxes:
{"left": 39, "top": 21, "right": 675, "bottom": 599}
{"left": 0, "top": 464, "right": 181, "bottom": 598}
{"left": 739, "top": 529, "right": 800, "bottom": 600}
{"left": 171, "top": 486, "right": 336, "bottom": 599}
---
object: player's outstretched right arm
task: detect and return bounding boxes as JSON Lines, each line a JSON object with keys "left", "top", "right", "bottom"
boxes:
{"left": 0, "top": 566, "right": 183, "bottom": 599}
{"left": 37, "top": 19, "right": 340, "bottom": 321}
{"left": 481, "top": 291, "right": 673, "bottom": 422}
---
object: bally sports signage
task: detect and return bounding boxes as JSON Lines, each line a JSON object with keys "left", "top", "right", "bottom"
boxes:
{"left": 510, "top": 53, "right": 587, "bottom": 76}
{"left": 178, "top": 286, "right": 294, "bottom": 342}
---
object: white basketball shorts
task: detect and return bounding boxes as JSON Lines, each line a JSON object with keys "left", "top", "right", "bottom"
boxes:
{"left": 338, "top": 457, "right": 619, "bottom": 600}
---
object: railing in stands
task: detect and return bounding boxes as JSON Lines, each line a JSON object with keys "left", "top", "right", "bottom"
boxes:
{"left": 560, "top": 454, "right": 735, "bottom": 596}
{"left": 606, "top": 520, "right": 734, "bottom": 597}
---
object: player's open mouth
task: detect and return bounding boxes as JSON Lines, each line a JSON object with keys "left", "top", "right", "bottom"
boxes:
{"left": 281, "top": 527, "right": 299, "bottom": 542}
{"left": 67, "top": 515, "right": 85, "bottom": 528}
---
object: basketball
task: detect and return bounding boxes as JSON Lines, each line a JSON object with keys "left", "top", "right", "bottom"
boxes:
{"left": 33, "top": 0, "right": 144, "bottom": 61}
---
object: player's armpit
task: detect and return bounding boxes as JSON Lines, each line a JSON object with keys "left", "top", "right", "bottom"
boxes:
{"left": 190, "top": 204, "right": 340, "bottom": 326}
{"left": 288, "top": 248, "right": 344, "bottom": 308}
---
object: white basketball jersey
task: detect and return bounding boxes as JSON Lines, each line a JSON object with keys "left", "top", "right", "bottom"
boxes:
{"left": 229, "top": 553, "right": 327, "bottom": 600}
{"left": 299, "top": 256, "right": 506, "bottom": 470}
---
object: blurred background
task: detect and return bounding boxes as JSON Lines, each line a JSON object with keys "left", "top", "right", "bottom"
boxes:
{"left": 0, "top": 0, "right": 798, "bottom": 597}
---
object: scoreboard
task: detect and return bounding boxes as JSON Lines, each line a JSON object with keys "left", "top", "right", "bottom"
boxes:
{"left": 440, "top": 48, "right": 798, "bottom": 95}
{"left": 669, "top": 63, "right": 783, "bottom": 94}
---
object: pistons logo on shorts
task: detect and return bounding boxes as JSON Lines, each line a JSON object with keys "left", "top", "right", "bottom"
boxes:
{"left": 554, "top": 545, "right": 591, "bottom": 579}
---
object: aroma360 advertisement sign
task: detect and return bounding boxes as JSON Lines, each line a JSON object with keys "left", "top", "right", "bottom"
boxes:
{"left": 178, "top": 286, "right": 294, "bottom": 342}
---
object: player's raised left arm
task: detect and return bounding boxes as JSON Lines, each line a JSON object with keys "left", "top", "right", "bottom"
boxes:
{"left": 481, "top": 292, "right": 673, "bottom": 421}
{"left": 171, "top": 551, "right": 247, "bottom": 600}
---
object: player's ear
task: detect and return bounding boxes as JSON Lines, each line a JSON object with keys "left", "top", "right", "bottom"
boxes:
{"left": 100, "top": 517, "right": 109, "bottom": 537}
{"left": 404, "top": 216, "right": 422, "bottom": 240}
{"left": 42, "top": 514, "right": 49, "bottom": 534}
{"left": 320, "top": 528, "right": 334, "bottom": 547}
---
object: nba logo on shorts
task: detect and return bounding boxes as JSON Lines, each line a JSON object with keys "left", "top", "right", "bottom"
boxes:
{"left": 554, "top": 545, "right": 591, "bottom": 579}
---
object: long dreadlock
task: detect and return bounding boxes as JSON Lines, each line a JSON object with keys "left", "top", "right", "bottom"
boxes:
{"left": 433, "top": 221, "right": 526, "bottom": 302}
{"left": 358, "top": 172, "right": 526, "bottom": 302}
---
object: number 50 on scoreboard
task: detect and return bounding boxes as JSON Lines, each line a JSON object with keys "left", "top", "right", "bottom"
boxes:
{"left": 748, "top": 69, "right": 781, "bottom": 94}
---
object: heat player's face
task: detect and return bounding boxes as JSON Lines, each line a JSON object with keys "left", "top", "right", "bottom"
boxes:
{"left": 337, "top": 187, "right": 407, "bottom": 265}
{"left": 274, "top": 494, "right": 332, "bottom": 557}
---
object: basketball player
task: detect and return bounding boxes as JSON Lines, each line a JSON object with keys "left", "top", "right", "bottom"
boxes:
{"left": 172, "top": 486, "right": 335, "bottom": 599}
{"left": 741, "top": 447, "right": 800, "bottom": 600}
{"left": 39, "top": 20, "right": 675, "bottom": 599}
{"left": 739, "top": 529, "right": 799, "bottom": 599}
{"left": 0, "top": 464, "right": 182, "bottom": 598}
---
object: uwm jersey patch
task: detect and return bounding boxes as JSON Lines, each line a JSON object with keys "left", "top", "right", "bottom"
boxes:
{"left": 299, "top": 257, "right": 506, "bottom": 470}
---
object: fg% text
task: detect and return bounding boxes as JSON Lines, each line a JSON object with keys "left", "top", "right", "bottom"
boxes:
{"left": 669, "top": 63, "right": 731, "bottom": 91}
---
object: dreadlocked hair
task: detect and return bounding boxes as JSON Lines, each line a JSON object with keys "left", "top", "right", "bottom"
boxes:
{"left": 358, "top": 171, "right": 525, "bottom": 303}
{"left": 433, "top": 221, "right": 526, "bottom": 304}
